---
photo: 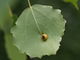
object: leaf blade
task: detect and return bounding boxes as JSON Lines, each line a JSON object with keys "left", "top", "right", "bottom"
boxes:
{"left": 11, "top": 4, "right": 66, "bottom": 58}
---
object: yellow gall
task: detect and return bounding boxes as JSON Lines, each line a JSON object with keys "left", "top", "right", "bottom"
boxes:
{"left": 42, "top": 33, "right": 48, "bottom": 41}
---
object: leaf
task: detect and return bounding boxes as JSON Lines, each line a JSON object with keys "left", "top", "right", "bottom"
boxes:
{"left": 11, "top": 4, "right": 66, "bottom": 58}
{"left": 0, "top": 6, "right": 13, "bottom": 33}
{"left": 64, "top": 0, "right": 79, "bottom": 9}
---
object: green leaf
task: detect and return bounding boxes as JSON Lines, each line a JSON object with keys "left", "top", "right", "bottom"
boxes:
{"left": 64, "top": 0, "right": 79, "bottom": 9}
{"left": 0, "top": 6, "right": 13, "bottom": 33}
{"left": 11, "top": 4, "right": 66, "bottom": 58}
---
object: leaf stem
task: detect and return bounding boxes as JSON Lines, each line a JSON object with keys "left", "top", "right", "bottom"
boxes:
{"left": 27, "top": 0, "right": 42, "bottom": 34}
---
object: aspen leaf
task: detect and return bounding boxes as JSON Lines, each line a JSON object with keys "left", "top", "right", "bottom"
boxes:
{"left": 11, "top": 4, "right": 66, "bottom": 58}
